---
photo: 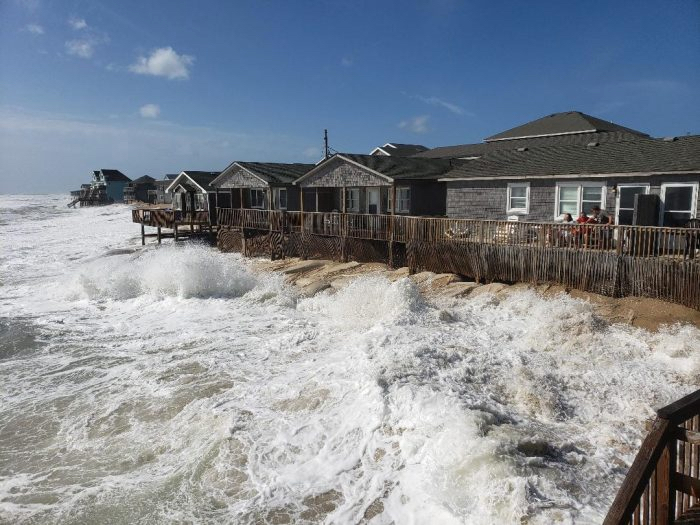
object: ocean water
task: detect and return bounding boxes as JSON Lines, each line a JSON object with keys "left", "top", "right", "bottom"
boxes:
{"left": 0, "top": 194, "right": 698, "bottom": 525}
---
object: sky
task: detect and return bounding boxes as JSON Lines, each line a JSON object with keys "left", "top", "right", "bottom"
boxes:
{"left": 1, "top": 0, "right": 699, "bottom": 193}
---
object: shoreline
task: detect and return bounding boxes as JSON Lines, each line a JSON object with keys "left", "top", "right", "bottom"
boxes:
{"left": 251, "top": 257, "right": 700, "bottom": 332}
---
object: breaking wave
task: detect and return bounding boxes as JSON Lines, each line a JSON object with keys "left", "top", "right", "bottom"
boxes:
{"left": 0, "top": 196, "right": 698, "bottom": 524}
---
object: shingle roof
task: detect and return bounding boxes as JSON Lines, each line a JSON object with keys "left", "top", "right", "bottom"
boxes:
{"left": 440, "top": 135, "right": 700, "bottom": 180}
{"left": 180, "top": 171, "right": 220, "bottom": 191}
{"left": 236, "top": 162, "right": 315, "bottom": 184}
{"left": 336, "top": 153, "right": 453, "bottom": 180}
{"left": 99, "top": 169, "right": 131, "bottom": 182}
{"left": 414, "top": 130, "right": 646, "bottom": 159}
{"left": 130, "top": 175, "right": 155, "bottom": 185}
{"left": 372, "top": 143, "right": 429, "bottom": 156}
{"left": 484, "top": 111, "right": 648, "bottom": 141}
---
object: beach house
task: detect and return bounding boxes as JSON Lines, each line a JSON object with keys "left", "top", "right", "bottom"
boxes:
{"left": 414, "top": 112, "right": 700, "bottom": 227}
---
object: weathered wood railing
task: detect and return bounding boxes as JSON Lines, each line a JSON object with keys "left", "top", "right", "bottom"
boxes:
{"left": 132, "top": 208, "right": 209, "bottom": 227}
{"left": 216, "top": 208, "right": 700, "bottom": 258}
{"left": 605, "top": 390, "right": 700, "bottom": 525}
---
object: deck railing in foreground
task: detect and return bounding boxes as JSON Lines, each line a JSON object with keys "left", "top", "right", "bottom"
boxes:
{"left": 604, "top": 389, "right": 700, "bottom": 525}
{"left": 216, "top": 208, "right": 700, "bottom": 258}
{"left": 215, "top": 208, "right": 700, "bottom": 309}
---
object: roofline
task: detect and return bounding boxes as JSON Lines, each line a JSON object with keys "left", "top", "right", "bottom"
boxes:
{"left": 438, "top": 170, "right": 700, "bottom": 182}
{"left": 211, "top": 162, "right": 269, "bottom": 188}
{"left": 165, "top": 171, "right": 210, "bottom": 193}
{"left": 485, "top": 129, "right": 598, "bottom": 142}
{"left": 293, "top": 154, "right": 394, "bottom": 185}
{"left": 369, "top": 147, "right": 391, "bottom": 156}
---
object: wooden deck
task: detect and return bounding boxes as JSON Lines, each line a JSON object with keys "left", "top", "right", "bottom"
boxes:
{"left": 605, "top": 389, "right": 700, "bottom": 525}
{"left": 132, "top": 208, "right": 214, "bottom": 244}
{"left": 214, "top": 208, "right": 700, "bottom": 310}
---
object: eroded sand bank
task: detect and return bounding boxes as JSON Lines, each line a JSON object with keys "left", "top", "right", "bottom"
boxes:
{"left": 252, "top": 257, "right": 700, "bottom": 332}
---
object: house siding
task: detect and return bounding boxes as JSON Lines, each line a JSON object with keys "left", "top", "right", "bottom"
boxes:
{"left": 217, "top": 166, "right": 266, "bottom": 189}
{"left": 446, "top": 174, "right": 700, "bottom": 223}
{"left": 301, "top": 158, "right": 390, "bottom": 188}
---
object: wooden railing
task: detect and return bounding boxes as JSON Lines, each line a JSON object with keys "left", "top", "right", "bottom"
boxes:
{"left": 216, "top": 208, "right": 700, "bottom": 259}
{"left": 605, "top": 389, "right": 700, "bottom": 525}
{"left": 132, "top": 208, "right": 209, "bottom": 227}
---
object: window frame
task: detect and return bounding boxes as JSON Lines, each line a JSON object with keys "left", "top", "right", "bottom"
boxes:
{"left": 554, "top": 182, "right": 607, "bottom": 218}
{"left": 194, "top": 193, "right": 207, "bottom": 211}
{"left": 272, "top": 187, "right": 288, "bottom": 210}
{"left": 659, "top": 182, "right": 699, "bottom": 226}
{"left": 614, "top": 183, "right": 649, "bottom": 225}
{"left": 506, "top": 182, "right": 530, "bottom": 215}
{"left": 345, "top": 187, "right": 360, "bottom": 213}
{"left": 249, "top": 188, "right": 266, "bottom": 209}
{"left": 396, "top": 186, "right": 411, "bottom": 214}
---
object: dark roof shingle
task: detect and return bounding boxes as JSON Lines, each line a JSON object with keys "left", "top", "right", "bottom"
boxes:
{"left": 440, "top": 136, "right": 700, "bottom": 180}
{"left": 484, "top": 111, "right": 648, "bottom": 141}
{"left": 336, "top": 153, "right": 452, "bottom": 180}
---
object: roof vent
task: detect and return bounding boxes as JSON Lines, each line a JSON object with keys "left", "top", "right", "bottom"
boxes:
{"left": 516, "top": 147, "right": 528, "bottom": 152}
{"left": 663, "top": 136, "right": 677, "bottom": 142}
{"left": 586, "top": 141, "right": 599, "bottom": 147}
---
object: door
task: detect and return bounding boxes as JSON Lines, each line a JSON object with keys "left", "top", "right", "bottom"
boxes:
{"left": 616, "top": 184, "right": 649, "bottom": 225}
{"left": 367, "top": 188, "right": 380, "bottom": 214}
{"left": 660, "top": 183, "right": 698, "bottom": 227}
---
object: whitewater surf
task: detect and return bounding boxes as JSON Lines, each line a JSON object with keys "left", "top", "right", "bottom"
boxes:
{"left": 1, "top": 195, "right": 698, "bottom": 524}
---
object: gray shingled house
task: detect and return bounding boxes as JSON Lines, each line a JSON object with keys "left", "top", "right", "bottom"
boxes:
{"left": 123, "top": 175, "right": 156, "bottom": 204}
{"left": 165, "top": 171, "right": 220, "bottom": 216}
{"left": 415, "top": 112, "right": 699, "bottom": 227}
{"left": 294, "top": 154, "right": 452, "bottom": 215}
{"left": 210, "top": 162, "right": 315, "bottom": 211}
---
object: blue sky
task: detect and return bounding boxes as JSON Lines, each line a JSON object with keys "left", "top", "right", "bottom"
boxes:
{"left": 1, "top": 0, "right": 699, "bottom": 193}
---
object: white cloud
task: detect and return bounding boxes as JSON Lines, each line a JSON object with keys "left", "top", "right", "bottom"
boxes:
{"left": 129, "top": 47, "right": 194, "bottom": 80}
{"left": 65, "top": 39, "right": 95, "bottom": 58}
{"left": 25, "top": 24, "right": 44, "bottom": 35}
{"left": 68, "top": 17, "right": 88, "bottom": 30}
{"left": 341, "top": 56, "right": 353, "bottom": 67}
{"left": 414, "top": 95, "right": 470, "bottom": 116}
{"left": 139, "top": 104, "right": 160, "bottom": 118}
{"left": 398, "top": 115, "right": 429, "bottom": 134}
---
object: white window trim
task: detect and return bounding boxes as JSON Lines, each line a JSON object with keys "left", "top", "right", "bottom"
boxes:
{"left": 346, "top": 188, "right": 360, "bottom": 213}
{"left": 250, "top": 188, "right": 265, "bottom": 209}
{"left": 273, "top": 187, "right": 288, "bottom": 210}
{"left": 506, "top": 182, "right": 530, "bottom": 215}
{"left": 554, "top": 182, "right": 607, "bottom": 218}
{"left": 614, "top": 183, "right": 649, "bottom": 223}
{"left": 659, "top": 182, "right": 699, "bottom": 226}
{"left": 396, "top": 186, "right": 411, "bottom": 214}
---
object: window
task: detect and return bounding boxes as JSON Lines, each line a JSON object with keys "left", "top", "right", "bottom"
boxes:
{"left": 661, "top": 183, "right": 698, "bottom": 227}
{"left": 273, "top": 188, "right": 288, "bottom": 210}
{"left": 250, "top": 188, "right": 265, "bottom": 209}
{"left": 507, "top": 183, "right": 529, "bottom": 213}
{"left": 396, "top": 187, "right": 411, "bottom": 213}
{"left": 345, "top": 188, "right": 359, "bottom": 212}
{"left": 194, "top": 193, "right": 206, "bottom": 211}
{"left": 556, "top": 183, "right": 606, "bottom": 218}
{"left": 616, "top": 184, "right": 649, "bottom": 225}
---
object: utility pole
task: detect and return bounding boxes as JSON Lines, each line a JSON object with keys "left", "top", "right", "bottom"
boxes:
{"left": 324, "top": 129, "right": 330, "bottom": 159}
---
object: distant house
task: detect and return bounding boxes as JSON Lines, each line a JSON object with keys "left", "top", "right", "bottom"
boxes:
{"left": 165, "top": 171, "right": 220, "bottom": 215}
{"left": 211, "top": 162, "right": 315, "bottom": 211}
{"left": 150, "top": 174, "right": 178, "bottom": 205}
{"left": 123, "top": 175, "right": 156, "bottom": 204}
{"left": 294, "top": 153, "right": 452, "bottom": 216}
{"left": 411, "top": 112, "right": 699, "bottom": 226}
{"left": 370, "top": 143, "right": 429, "bottom": 156}
{"left": 91, "top": 169, "right": 131, "bottom": 203}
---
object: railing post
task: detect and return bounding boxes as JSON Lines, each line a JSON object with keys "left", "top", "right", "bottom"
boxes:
{"left": 656, "top": 438, "right": 677, "bottom": 525}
